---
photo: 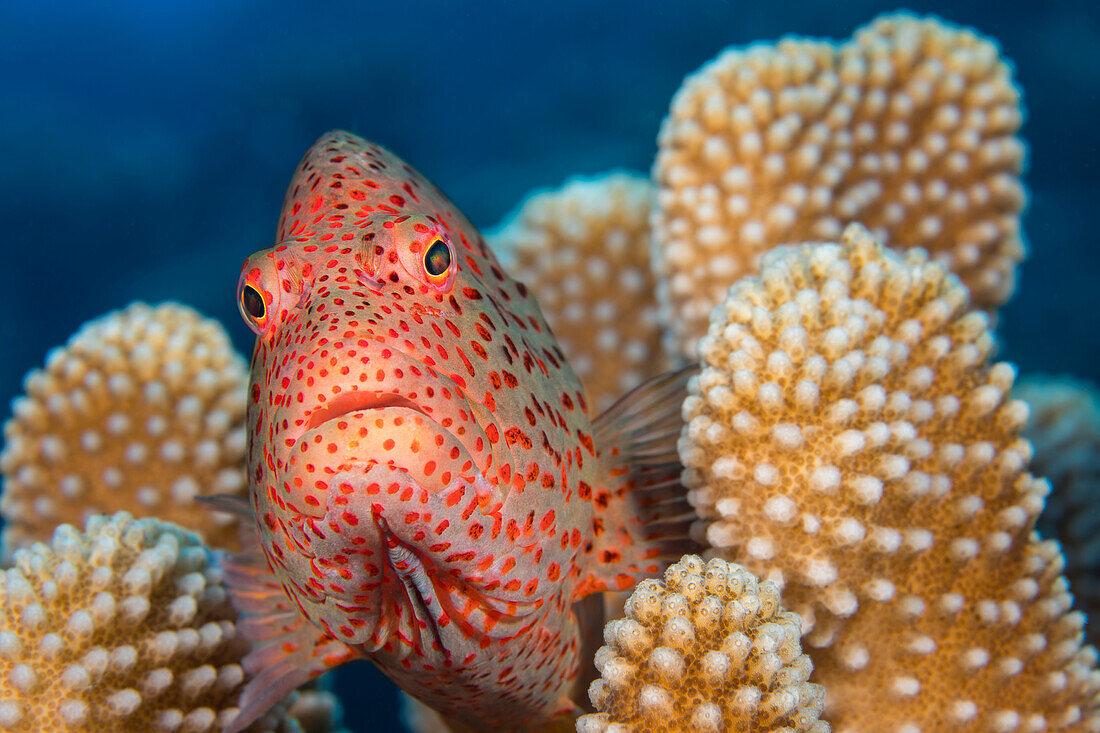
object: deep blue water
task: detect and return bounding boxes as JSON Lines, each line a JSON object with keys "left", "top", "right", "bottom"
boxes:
{"left": 3, "top": 1, "right": 1098, "bottom": 730}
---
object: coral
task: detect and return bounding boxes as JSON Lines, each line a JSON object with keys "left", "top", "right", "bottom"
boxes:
{"left": 0, "top": 512, "right": 321, "bottom": 732}
{"left": 0, "top": 302, "right": 249, "bottom": 555}
{"left": 653, "top": 13, "right": 1026, "bottom": 358}
{"left": 576, "top": 554, "right": 828, "bottom": 733}
{"left": 489, "top": 173, "right": 665, "bottom": 412}
{"left": 1016, "top": 376, "right": 1100, "bottom": 648}
{"left": 283, "top": 685, "right": 351, "bottom": 733}
{"left": 679, "top": 224, "right": 1100, "bottom": 730}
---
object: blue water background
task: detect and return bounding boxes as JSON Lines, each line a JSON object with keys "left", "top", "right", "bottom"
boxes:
{"left": 3, "top": 1, "right": 1098, "bottom": 729}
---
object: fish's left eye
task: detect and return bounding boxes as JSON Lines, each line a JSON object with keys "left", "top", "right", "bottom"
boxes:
{"left": 423, "top": 238, "right": 453, "bottom": 285}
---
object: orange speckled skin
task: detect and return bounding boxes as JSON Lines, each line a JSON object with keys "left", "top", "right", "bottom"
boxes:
{"left": 238, "top": 132, "right": 624, "bottom": 728}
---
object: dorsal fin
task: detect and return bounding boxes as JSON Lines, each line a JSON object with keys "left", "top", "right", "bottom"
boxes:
{"left": 576, "top": 366, "right": 700, "bottom": 597}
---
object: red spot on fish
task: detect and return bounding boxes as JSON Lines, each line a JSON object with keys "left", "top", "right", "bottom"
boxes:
{"left": 504, "top": 427, "right": 532, "bottom": 450}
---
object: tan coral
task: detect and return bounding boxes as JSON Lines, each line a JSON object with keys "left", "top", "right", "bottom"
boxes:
{"left": 283, "top": 686, "right": 350, "bottom": 733}
{"left": 653, "top": 12, "right": 1026, "bottom": 358}
{"left": 1016, "top": 376, "right": 1100, "bottom": 648}
{"left": 488, "top": 173, "right": 665, "bottom": 412}
{"left": 0, "top": 512, "right": 315, "bottom": 732}
{"left": 679, "top": 224, "right": 1099, "bottom": 730}
{"left": 576, "top": 554, "right": 828, "bottom": 733}
{"left": 0, "top": 302, "right": 249, "bottom": 555}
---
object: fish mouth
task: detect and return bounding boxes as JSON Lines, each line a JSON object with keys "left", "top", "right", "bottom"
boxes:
{"left": 304, "top": 391, "right": 430, "bottom": 431}
{"left": 277, "top": 340, "right": 508, "bottom": 496}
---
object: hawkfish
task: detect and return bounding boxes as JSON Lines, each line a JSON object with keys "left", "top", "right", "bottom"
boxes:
{"left": 220, "top": 131, "right": 695, "bottom": 732}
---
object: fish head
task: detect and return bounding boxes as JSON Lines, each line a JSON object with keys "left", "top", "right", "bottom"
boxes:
{"left": 236, "top": 132, "right": 597, "bottom": 656}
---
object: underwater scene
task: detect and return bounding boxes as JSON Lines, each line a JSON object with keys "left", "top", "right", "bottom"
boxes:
{"left": 2, "top": 0, "right": 1099, "bottom": 731}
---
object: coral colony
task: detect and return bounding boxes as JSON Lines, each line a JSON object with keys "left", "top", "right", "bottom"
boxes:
{"left": 1, "top": 12, "right": 1098, "bottom": 733}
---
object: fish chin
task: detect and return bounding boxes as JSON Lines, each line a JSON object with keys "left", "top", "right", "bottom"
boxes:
{"left": 276, "top": 403, "right": 500, "bottom": 656}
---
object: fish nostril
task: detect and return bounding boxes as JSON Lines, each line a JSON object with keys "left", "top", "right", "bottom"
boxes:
{"left": 358, "top": 234, "right": 385, "bottom": 277}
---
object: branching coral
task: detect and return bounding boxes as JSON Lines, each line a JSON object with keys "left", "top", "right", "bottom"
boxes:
{"left": 489, "top": 173, "right": 664, "bottom": 412}
{"left": 679, "top": 224, "right": 1099, "bottom": 730}
{"left": 576, "top": 554, "right": 828, "bottom": 732}
{"left": 653, "top": 13, "right": 1026, "bottom": 358}
{"left": 0, "top": 302, "right": 249, "bottom": 555}
{"left": 0, "top": 512, "right": 323, "bottom": 732}
{"left": 1017, "top": 376, "right": 1100, "bottom": 648}
{"left": 284, "top": 686, "right": 350, "bottom": 733}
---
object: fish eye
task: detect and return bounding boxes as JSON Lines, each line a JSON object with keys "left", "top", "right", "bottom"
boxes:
{"left": 241, "top": 284, "right": 266, "bottom": 321}
{"left": 237, "top": 248, "right": 304, "bottom": 339}
{"left": 423, "top": 238, "right": 452, "bottom": 284}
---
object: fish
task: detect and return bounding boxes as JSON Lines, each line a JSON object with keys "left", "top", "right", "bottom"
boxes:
{"left": 220, "top": 131, "right": 695, "bottom": 732}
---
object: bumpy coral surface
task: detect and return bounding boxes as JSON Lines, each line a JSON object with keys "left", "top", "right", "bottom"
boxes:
{"left": 1017, "top": 376, "right": 1100, "bottom": 648}
{"left": 489, "top": 173, "right": 664, "bottom": 412}
{"left": 283, "top": 685, "right": 350, "bottom": 733}
{"left": 0, "top": 302, "right": 249, "bottom": 555}
{"left": 653, "top": 13, "right": 1026, "bottom": 357}
{"left": 577, "top": 554, "right": 828, "bottom": 732}
{"left": 0, "top": 512, "right": 315, "bottom": 732}
{"left": 680, "top": 225, "right": 1100, "bottom": 730}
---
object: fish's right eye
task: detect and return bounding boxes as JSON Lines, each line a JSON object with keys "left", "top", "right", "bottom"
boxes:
{"left": 237, "top": 248, "right": 304, "bottom": 339}
{"left": 237, "top": 277, "right": 271, "bottom": 337}
{"left": 241, "top": 285, "right": 266, "bottom": 321}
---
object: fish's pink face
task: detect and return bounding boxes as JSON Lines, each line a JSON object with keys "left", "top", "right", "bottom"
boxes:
{"left": 237, "top": 133, "right": 595, "bottom": 665}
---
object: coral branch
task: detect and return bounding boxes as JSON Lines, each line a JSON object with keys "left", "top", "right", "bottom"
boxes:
{"left": 0, "top": 302, "right": 249, "bottom": 556}
{"left": 489, "top": 174, "right": 666, "bottom": 412}
{"left": 653, "top": 13, "right": 1026, "bottom": 358}
{"left": 0, "top": 512, "right": 328, "bottom": 731}
{"left": 1017, "top": 376, "right": 1100, "bottom": 648}
{"left": 577, "top": 554, "right": 828, "bottom": 732}
{"left": 680, "top": 224, "right": 1099, "bottom": 730}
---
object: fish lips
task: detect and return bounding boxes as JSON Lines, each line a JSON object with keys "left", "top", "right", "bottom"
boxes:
{"left": 303, "top": 391, "right": 430, "bottom": 431}
{"left": 279, "top": 342, "right": 500, "bottom": 479}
